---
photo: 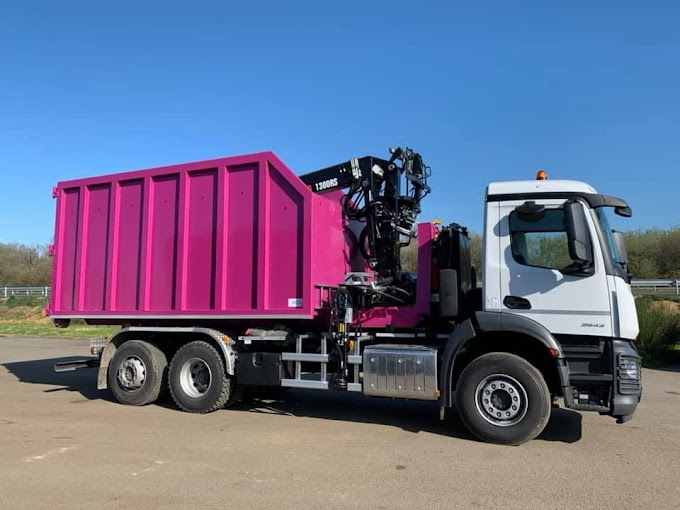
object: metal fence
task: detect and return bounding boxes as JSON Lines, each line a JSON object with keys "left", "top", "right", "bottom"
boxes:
{"left": 1, "top": 286, "right": 51, "bottom": 298}
{"left": 630, "top": 279, "right": 680, "bottom": 295}
{"left": 1, "top": 280, "right": 679, "bottom": 299}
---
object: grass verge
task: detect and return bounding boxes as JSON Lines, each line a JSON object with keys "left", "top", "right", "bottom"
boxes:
{"left": 0, "top": 321, "right": 117, "bottom": 338}
{"left": 0, "top": 298, "right": 116, "bottom": 338}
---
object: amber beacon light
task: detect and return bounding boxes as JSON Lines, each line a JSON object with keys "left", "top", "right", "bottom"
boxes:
{"left": 536, "top": 169, "right": 548, "bottom": 180}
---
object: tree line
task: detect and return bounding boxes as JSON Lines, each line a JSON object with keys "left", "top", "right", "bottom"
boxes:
{"left": 0, "top": 227, "right": 678, "bottom": 286}
{"left": 625, "top": 228, "right": 680, "bottom": 279}
{"left": 0, "top": 244, "right": 52, "bottom": 287}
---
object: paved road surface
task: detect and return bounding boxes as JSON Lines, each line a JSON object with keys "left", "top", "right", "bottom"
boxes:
{"left": 0, "top": 336, "right": 678, "bottom": 509}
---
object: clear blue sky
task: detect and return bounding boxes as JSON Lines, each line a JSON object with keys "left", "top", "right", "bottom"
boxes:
{"left": 1, "top": 1, "right": 678, "bottom": 244}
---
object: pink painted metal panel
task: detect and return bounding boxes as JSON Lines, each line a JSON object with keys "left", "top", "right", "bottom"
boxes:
{"left": 57, "top": 188, "right": 80, "bottom": 311}
{"left": 49, "top": 152, "right": 333, "bottom": 320}
{"left": 173, "top": 172, "right": 188, "bottom": 311}
{"left": 148, "top": 175, "right": 180, "bottom": 310}
{"left": 214, "top": 167, "right": 228, "bottom": 310}
{"left": 267, "top": 163, "right": 304, "bottom": 310}
{"left": 225, "top": 163, "right": 258, "bottom": 311}
{"left": 114, "top": 180, "right": 144, "bottom": 310}
{"left": 184, "top": 169, "right": 218, "bottom": 310}
{"left": 255, "top": 158, "right": 270, "bottom": 311}
{"left": 82, "top": 185, "right": 111, "bottom": 311}
{"left": 310, "top": 190, "right": 349, "bottom": 287}
{"left": 138, "top": 176, "right": 153, "bottom": 310}
{"left": 104, "top": 181, "right": 120, "bottom": 311}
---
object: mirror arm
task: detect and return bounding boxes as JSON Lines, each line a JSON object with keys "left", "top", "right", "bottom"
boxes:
{"left": 560, "top": 261, "right": 595, "bottom": 277}
{"left": 618, "top": 261, "right": 633, "bottom": 283}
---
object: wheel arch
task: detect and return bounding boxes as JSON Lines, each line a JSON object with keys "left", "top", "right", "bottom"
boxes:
{"left": 440, "top": 312, "right": 569, "bottom": 408}
{"left": 97, "top": 327, "right": 236, "bottom": 390}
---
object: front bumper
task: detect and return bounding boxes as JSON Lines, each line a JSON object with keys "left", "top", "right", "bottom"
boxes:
{"left": 562, "top": 338, "right": 641, "bottom": 423}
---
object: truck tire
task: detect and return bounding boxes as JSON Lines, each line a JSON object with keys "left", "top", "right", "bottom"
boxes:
{"left": 108, "top": 340, "right": 168, "bottom": 406}
{"left": 455, "top": 352, "right": 551, "bottom": 445}
{"left": 169, "top": 341, "right": 234, "bottom": 413}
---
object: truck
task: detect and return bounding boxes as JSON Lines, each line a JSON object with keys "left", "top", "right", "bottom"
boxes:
{"left": 50, "top": 148, "right": 642, "bottom": 445}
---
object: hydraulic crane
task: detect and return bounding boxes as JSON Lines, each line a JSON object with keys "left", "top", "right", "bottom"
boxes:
{"left": 301, "top": 147, "right": 431, "bottom": 389}
{"left": 300, "top": 147, "right": 430, "bottom": 287}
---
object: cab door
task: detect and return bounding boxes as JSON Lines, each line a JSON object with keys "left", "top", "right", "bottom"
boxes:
{"left": 498, "top": 199, "right": 612, "bottom": 337}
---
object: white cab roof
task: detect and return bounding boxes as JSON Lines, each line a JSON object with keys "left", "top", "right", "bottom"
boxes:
{"left": 487, "top": 179, "right": 598, "bottom": 197}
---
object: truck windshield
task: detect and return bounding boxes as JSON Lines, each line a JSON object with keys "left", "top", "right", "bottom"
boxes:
{"left": 595, "top": 208, "right": 621, "bottom": 265}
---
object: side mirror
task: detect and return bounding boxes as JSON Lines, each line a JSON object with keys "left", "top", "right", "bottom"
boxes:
{"left": 562, "top": 199, "right": 594, "bottom": 276}
{"left": 614, "top": 206, "right": 632, "bottom": 218}
{"left": 612, "top": 230, "right": 633, "bottom": 282}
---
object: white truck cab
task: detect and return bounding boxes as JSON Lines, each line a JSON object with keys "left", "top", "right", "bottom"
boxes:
{"left": 467, "top": 175, "right": 641, "bottom": 429}
{"left": 484, "top": 178, "right": 638, "bottom": 340}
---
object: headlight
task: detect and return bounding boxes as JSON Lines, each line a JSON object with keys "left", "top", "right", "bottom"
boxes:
{"left": 618, "top": 355, "right": 641, "bottom": 394}
{"left": 620, "top": 360, "right": 639, "bottom": 380}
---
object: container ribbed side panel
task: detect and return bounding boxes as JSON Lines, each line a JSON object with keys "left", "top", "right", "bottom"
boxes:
{"left": 57, "top": 188, "right": 80, "bottom": 311}
{"left": 184, "top": 169, "right": 218, "bottom": 310}
{"left": 114, "top": 180, "right": 144, "bottom": 311}
{"left": 147, "top": 175, "right": 179, "bottom": 311}
{"left": 225, "top": 164, "right": 259, "bottom": 311}
{"left": 49, "top": 152, "right": 336, "bottom": 321}
{"left": 81, "top": 184, "right": 111, "bottom": 311}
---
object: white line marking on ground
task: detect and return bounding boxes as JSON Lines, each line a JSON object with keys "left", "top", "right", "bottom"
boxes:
{"left": 24, "top": 446, "right": 79, "bottom": 463}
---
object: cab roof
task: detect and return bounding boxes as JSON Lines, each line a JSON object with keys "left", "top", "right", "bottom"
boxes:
{"left": 486, "top": 179, "right": 598, "bottom": 197}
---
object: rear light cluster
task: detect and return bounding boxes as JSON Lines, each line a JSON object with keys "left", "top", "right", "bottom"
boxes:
{"left": 617, "top": 355, "right": 641, "bottom": 395}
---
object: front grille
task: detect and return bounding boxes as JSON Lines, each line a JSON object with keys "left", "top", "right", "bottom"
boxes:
{"left": 618, "top": 355, "right": 641, "bottom": 395}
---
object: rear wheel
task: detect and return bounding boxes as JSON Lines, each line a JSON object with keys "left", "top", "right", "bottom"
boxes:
{"left": 455, "top": 352, "right": 551, "bottom": 445}
{"left": 108, "top": 340, "right": 167, "bottom": 406}
{"left": 169, "top": 341, "right": 235, "bottom": 413}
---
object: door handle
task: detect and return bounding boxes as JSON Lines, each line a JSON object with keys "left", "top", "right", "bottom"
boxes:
{"left": 503, "top": 295, "right": 532, "bottom": 310}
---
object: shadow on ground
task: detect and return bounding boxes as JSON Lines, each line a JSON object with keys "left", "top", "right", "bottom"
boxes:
{"left": 231, "top": 389, "right": 582, "bottom": 444}
{"left": 3, "top": 357, "right": 582, "bottom": 444}
{"left": 2, "top": 356, "right": 114, "bottom": 402}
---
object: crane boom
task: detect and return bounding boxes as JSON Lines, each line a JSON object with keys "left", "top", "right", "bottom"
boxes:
{"left": 300, "top": 147, "right": 430, "bottom": 282}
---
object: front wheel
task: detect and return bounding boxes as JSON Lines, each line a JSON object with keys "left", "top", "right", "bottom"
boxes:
{"left": 455, "top": 352, "right": 551, "bottom": 445}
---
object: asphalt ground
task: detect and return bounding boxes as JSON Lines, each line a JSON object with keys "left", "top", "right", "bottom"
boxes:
{"left": 0, "top": 336, "right": 678, "bottom": 509}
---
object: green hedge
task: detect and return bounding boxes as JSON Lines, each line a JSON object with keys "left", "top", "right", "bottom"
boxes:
{"left": 635, "top": 296, "right": 680, "bottom": 365}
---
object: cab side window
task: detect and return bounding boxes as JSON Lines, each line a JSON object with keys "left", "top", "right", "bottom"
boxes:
{"left": 509, "top": 209, "right": 572, "bottom": 270}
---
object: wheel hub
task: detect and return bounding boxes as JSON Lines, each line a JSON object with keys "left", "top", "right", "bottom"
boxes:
{"left": 117, "top": 356, "right": 146, "bottom": 391}
{"left": 475, "top": 374, "right": 528, "bottom": 427}
{"left": 179, "top": 358, "right": 212, "bottom": 398}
